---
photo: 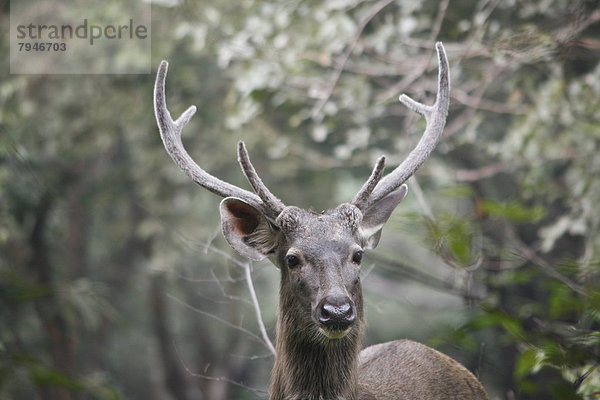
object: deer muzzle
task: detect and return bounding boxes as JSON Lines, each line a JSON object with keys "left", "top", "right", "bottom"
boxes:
{"left": 315, "top": 294, "right": 356, "bottom": 339}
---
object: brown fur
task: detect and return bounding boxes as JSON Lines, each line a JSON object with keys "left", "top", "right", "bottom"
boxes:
{"left": 221, "top": 203, "right": 489, "bottom": 400}
{"left": 270, "top": 265, "right": 364, "bottom": 400}
{"left": 270, "top": 270, "right": 488, "bottom": 399}
{"left": 358, "top": 340, "right": 488, "bottom": 399}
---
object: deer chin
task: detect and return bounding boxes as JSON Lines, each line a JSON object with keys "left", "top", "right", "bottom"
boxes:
{"left": 318, "top": 326, "right": 352, "bottom": 339}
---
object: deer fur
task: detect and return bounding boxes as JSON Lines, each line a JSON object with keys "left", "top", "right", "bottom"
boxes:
{"left": 219, "top": 199, "right": 487, "bottom": 400}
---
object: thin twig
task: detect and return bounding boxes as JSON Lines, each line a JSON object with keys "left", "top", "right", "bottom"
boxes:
{"left": 211, "top": 268, "right": 252, "bottom": 305}
{"left": 454, "top": 162, "right": 511, "bottom": 182}
{"left": 376, "top": 0, "right": 449, "bottom": 102}
{"left": 367, "top": 253, "right": 485, "bottom": 301}
{"left": 174, "top": 342, "right": 268, "bottom": 397}
{"left": 244, "top": 262, "right": 276, "bottom": 355}
{"left": 443, "top": 65, "right": 503, "bottom": 137}
{"left": 197, "top": 240, "right": 276, "bottom": 353}
{"left": 311, "top": 0, "right": 395, "bottom": 119}
{"left": 452, "top": 88, "right": 526, "bottom": 115}
{"left": 506, "top": 228, "right": 587, "bottom": 296}
{"left": 148, "top": 211, "right": 277, "bottom": 355}
{"left": 167, "top": 293, "right": 269, "bottom": 347}
{"left": 430, "top": 0, "right": 450, "bottom": 43}
{"left": 409, "top": 177, "right": 435, "bottom": 221}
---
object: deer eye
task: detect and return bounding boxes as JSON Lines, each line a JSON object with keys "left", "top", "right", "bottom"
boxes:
{"left": 352, "top": 250, "right": 363, "bottom": 264}
{"left": 285, "top": 254, "right": 300, "bottom": 268}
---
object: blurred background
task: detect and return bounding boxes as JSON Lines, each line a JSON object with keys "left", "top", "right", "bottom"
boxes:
{"left": 1, "top": 0, "right": 599, "bottom": 399}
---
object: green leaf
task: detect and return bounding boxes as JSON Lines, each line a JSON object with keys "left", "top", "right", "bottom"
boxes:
{"left": 550, "top": 382, "right": 582, "bottom": 400}
{"left": 480, "top": 199, "right": 545, "bottom": 223}
{"left": 515, "top": 348, "right": 539, "bottom": 380}
{"left": 29, "top": 365, "right": 85, "bottom": 390}
{"left": 466, "top": 309, "right": 525, "bottom": 339}
{"left": 540, "top": 342, "right": 568, "bottom": 367}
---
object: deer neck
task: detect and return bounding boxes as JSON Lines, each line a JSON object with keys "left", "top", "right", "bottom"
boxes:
{"left": 269, "top": 287, "right": 363, "bottom": 400}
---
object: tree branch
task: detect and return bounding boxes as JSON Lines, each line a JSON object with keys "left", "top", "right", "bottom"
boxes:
{"left": 174, "top": 343, "right": 268, "bottom": 397}
{"left": 311, "top": 0, "right": 395, "bottom": 119}
{"left": 243, "top": 262, "right": 276, "bottom": 355}
{"left": 506, "top": 228, "right": 587, "bottom": 296}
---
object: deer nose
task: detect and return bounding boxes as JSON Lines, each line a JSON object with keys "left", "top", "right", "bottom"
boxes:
{"left": 317, "top": 295, "right": 356, "bottom": 331}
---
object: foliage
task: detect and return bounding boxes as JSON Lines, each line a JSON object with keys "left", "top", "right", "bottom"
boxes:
{"left": 1, "top": 0, "right": 599, "bottom": 399}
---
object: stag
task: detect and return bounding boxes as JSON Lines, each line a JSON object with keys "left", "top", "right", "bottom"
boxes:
{"left": 154, "top": 43, "right": 488, "bottom": 400}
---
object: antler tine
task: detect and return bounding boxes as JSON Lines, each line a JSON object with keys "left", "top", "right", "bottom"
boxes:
{"left": 237, "top": 141, "right": 285, "bottom": 217}
{"left": 154, "top": 61, "right": 277, "bottom": 217}
{"left": 351, "top": 156, "right": 386, "bottom": 210}
{"left": 365, "top": 42, "right": 450, "bottom": 207}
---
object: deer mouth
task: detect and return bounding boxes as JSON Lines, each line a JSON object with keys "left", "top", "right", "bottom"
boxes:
{"left": 318, "top": 326, "right": 352, "bottom": 339}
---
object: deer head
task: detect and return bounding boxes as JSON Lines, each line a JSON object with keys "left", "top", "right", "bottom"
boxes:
{"left": 154, "top": 43, "right": 449, "bottom": 346}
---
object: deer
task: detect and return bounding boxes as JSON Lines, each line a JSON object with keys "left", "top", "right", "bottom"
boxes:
{"left": 154, "top": 42, "right": 488, "bottom": 400}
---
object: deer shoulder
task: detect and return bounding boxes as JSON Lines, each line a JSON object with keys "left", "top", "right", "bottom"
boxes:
{"left": 358, "top": 340, "right": 488, "bottom": 399}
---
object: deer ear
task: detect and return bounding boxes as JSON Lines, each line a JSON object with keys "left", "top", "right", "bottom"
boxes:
{"left": 220, "top": 197, "right": 280, "bottom": 261}
{"left": 360, "top": 185, "right": 408, "bottom": 249}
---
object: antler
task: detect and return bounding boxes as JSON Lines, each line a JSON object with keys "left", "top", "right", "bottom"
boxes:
{"left": 154, "top": 61, "right": 285, "bottom": 220}
{"left": 156, "top": 43, "right": 448, "bottom": 217}
{"left": 351, "top": 42, "right": 450, "bottom": 210}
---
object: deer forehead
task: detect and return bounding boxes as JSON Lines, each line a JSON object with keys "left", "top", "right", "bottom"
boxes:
{"left": 276, "top": 204, "right": 362, "bottom": 239}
